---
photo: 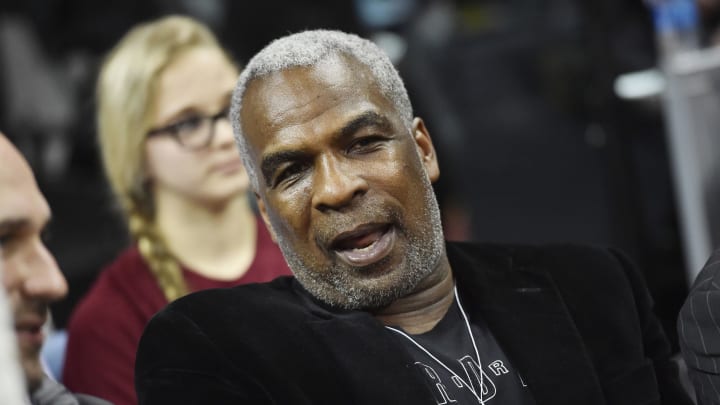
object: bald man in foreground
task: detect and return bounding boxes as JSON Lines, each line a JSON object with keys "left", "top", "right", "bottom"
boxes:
{"left": 0, "top": 133, "right": 111, "bottom": 404}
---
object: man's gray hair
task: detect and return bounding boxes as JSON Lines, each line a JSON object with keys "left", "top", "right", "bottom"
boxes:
{"left": 230, "top": 29, "right": 413, "bottom": 191}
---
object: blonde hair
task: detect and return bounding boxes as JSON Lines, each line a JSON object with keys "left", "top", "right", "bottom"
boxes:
{"left": 97, "top": 15, "right": 232, "bottom": 302}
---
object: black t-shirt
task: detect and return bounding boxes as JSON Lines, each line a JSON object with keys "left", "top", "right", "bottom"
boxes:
{"left": 386, "top": 298, "right": 536, "bottom": 404}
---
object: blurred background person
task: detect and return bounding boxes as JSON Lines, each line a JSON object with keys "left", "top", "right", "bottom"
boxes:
{"left": 61, "top": 15, "right": 291, "bottom": 405}
{"left": 0, "top": 132, "right": 110, "bottom": 404}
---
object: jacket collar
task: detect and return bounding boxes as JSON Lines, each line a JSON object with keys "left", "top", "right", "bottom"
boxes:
{"left": 293, "top": 242, "right": 606, "bottom": 404}
{"left": 293, "top": 280, "right": 438, "bottom": 403}
{"left": 447, "top": 242, "right": 605, "bottom": 405}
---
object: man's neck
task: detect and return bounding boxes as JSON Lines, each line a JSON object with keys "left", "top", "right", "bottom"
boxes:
{"left": 373, "top": 257, "right": 454, "bottom": 334}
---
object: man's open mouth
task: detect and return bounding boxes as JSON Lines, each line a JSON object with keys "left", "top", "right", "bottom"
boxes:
{"left": 330, "top": 224, "right": 396, "bottom": 267}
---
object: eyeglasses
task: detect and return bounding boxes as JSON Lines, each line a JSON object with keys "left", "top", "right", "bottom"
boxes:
{"left": 146, "top": 106, "right": 230, "bottom": 150}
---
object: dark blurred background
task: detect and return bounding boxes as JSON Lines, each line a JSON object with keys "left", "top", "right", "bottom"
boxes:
{"left": 1, "top": 0, "right": 712, "bottom": 353}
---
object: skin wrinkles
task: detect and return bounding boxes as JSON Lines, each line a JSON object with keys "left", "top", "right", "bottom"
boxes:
{"left": 261, "top": 111, "right": 394, "bottom": 188}
{"left": 241, "top": 54, "right": 448, "bottom": 310}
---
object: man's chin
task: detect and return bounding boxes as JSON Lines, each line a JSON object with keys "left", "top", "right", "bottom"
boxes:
{"left": 23, "top": 362, "right": 45, "bottom": 393}
{"left": 20, "top": 355, "right": 45, "bottom": 393}
{"left": 313, "top": 272, "right": 420, "bottom": 310}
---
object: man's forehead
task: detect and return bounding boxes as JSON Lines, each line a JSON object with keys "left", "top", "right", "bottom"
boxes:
{"left": 0, "top": 136, "right": 49, "bottom": 224}
{"left": 245, "top": 56, "right": 373, "bottom": 116}
{"left": 244, "top": 61, "right": 389, "bottom": 138}
{"left": 0, "top": 135, "right": 33, "bottom": 177}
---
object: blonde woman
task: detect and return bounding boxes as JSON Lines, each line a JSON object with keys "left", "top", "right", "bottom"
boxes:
{"left": 62, "top": 16, "right": 291, "bottom": 404}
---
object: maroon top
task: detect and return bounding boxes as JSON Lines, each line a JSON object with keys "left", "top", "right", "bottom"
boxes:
{"left": 62, "top": 217, "right": 291, "bottom": 405}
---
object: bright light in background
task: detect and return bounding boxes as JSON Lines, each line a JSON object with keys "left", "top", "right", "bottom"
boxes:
{"left": 371, "top": 31, "right": 407, "bottom": 65}
{"left": 614, "top": 69, "right": 666, "bottom": 100}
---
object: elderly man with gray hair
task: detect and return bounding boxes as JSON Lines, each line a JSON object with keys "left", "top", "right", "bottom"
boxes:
{"left": 135, "top": 30, "right": 691, "bottom": 404}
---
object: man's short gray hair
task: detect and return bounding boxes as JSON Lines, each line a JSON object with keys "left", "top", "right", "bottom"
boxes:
{"left": 230, "top": 29, "right": 413, "bottom": 191}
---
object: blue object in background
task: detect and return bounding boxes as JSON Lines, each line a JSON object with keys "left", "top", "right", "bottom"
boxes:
{"left": 353, "top": 0, "right": 417, "bottom": 29}
{"left": 41, "top": 329, "right": 68, "bottom": 382}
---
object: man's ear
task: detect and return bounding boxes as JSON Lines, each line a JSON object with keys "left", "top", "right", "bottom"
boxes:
{"left": 256, "top": 193, "right": 278, "bottom": 243}
{"left": 412, "top": 117, "right": 440, "bottom": 183}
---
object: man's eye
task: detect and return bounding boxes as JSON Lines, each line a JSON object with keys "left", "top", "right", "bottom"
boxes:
{"left": 274, "top": 163, "right": 307, "bottom": 188}
{"left": 348, "top": 136, "right": 384, "bottom": 153}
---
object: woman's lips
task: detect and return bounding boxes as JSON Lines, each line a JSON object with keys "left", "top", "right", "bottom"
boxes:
{"left": 213, "top": 159, "right": 243, "bottom": 175}
{"left": 332, "top": 226, "right": 395, "bottom": 267}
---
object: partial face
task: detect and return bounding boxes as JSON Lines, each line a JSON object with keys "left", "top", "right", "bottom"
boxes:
{"left": 241, "top": 55, "right": 445, "bottom": 309}
{"left": 145, "top": 47, "right": 248, "bottom": 207}
{"left": 0, "top": 135, "right": 68, "bottom": 391}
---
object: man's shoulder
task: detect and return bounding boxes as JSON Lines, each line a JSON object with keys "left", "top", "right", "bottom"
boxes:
{"left": 689, "top": 249, "right": 720, "bottom": 292}
{"left": 450, "top": 241, "right": 651, "bottom": 333}
{"left": 176, "top": 274, "right": 297, "bottom": 301}
{"left": 448, "top": 241, "right": 627, "bottom": 272}
{"left": 139, "top": 276, "right": 324, "bottom": 366}
{"left": 159, "top": 276, "right": 308, "bottom": 325}
{"left": 448, "top": 241, "right": 636, "bottom": 294}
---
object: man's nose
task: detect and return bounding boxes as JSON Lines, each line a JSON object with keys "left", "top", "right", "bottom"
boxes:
{"left": 312, "top": 155, "right": 368, "bottom": 212}
{"left": 22, "top": 240, "right": 68, "bottom": 302}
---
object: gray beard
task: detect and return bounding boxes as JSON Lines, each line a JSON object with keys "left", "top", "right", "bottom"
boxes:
{"left": 274, "top": 176, "right": 445, "bottom": 310}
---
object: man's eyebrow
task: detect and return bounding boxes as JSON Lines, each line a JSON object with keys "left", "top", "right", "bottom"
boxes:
{"left": 261, "top": 150, "right": 308, "bottom": 187}
{"left": 340, "top": 111, "right": 393, "bottom": 139}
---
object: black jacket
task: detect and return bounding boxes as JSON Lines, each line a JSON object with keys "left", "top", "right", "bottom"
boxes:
{"left": 135, "top": 242, "right": 691, "bottom": 404}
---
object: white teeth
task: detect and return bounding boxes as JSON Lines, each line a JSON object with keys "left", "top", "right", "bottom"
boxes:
{"left": 335, "top": 227, "right": 396, "bottom": 267}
